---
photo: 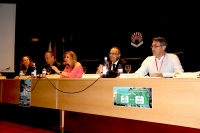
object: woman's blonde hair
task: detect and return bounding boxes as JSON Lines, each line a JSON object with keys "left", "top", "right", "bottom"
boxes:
{"left": 63, "top": 51, "right": 77, "bottom": 69}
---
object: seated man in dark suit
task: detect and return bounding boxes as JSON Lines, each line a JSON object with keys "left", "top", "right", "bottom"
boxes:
{"left": 96, "top": 47, "right": 126, "bottom": 78}
{"left": 44, "top": 51, "right": 64, "bottom": 74}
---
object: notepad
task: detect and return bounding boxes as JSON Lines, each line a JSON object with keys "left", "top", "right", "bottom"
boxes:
{"left": 82, "top": 74, "right": 100, "bottom": 78}
{"left": 175, "top": 72, "right": 200, "bottom": 78}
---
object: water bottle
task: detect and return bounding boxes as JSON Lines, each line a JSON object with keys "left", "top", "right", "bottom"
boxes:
{"left": 102, "top": 56, "right": 108, "bottom": 78}
{"left": 118, "top": 64, "right": 123, "bottom": 76}
{"left": 31, "top": 63, "right": 37, "bottom": 78}
{"left": 19, "top": 70, "right": 23, "bottom": 76}
{"left": 42, "top": 68, "right": 46, "bottom": 78}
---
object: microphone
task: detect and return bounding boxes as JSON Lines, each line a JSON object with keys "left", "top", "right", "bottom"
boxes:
{"left": 0, "top": 67, "right": 11, "bottom": 76}
{"left": 5, "top": 67, "right": 10, "bottom": 70}
{"left": 0, "top": 67, "right": 11, "bottom": 73}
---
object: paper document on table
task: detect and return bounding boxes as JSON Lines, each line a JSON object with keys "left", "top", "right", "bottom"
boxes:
{"left": 82, "top": 74, "right": 100, "bottom": 78}
{"left": 141, "top": 76, "right": 161, "bottom": 78}
{"left": 0, "top": 76, "right": 6, "bottom": 79}
{"left": 46, "top": 74, "right": 60, "bottom": 79}
{"left": 120, "top": 73, "right": 143, "bottom": 78}
{"left": 174, "top": 72, "right": 200, "bottom": 78}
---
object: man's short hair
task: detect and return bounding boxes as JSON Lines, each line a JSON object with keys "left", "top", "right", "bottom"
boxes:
{"left": 153, "top": 37, "right": 168, "bottom": 47}
{"left": 45, "top": 51, "right": 54, "bottom": 57}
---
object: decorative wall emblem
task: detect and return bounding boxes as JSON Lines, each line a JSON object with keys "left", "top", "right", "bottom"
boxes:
{"left": 131, "top": 32, "right": 143, "bottom": 48}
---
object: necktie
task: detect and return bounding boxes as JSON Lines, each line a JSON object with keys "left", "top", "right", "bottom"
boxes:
{"left": 112, "top": 64, "right": 115, "bottom": 70}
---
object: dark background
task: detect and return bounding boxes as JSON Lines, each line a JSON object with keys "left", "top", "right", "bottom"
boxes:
{"left": 1, "top": 1, "right": 200, "bottom": 78}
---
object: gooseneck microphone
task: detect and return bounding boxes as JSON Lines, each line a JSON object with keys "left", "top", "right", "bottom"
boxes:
{"left": 5, "top": 67, "right": 11, "bottom": 70}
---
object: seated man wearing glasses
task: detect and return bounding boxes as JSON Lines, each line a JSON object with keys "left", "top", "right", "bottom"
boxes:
{"left": 96, "top": 46, "right": 127, "bottom": 78}
{"left": 135, "top": 37, "right": 184, "bottom": 77}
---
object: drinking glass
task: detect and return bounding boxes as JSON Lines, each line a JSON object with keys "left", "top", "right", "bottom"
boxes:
{"left": 125, "top": 65, "right": 131, "bottom": 73}
{"left": 46, "top": 68, "right": 51, "bottom": 75}
{"left": 83, "top": 67, "right": 87, "bottom": 74}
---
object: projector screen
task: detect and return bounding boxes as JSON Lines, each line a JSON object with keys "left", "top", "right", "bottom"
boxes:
{"left": 0, "top": 3, "right": 16, "bottom": 73}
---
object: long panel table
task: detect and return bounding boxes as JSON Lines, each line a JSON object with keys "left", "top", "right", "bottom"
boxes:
{"left": 1, "top": 78, "right": 200, "bottom": 132}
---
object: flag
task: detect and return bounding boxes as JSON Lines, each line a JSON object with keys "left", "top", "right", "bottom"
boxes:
{"left": 48, "top": 42, "right": 52, "bottom": 51}
{"left": 53, "top": 42, "right": 57, "bottom": 61}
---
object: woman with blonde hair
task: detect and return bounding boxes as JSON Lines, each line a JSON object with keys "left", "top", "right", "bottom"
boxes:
{"left": 51, "top": 51, "right": 83, "bottom": 78}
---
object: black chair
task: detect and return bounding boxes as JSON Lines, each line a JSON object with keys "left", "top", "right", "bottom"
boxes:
{"left": 122, "top": 57, "right": 142, "bottom": 73}
{"left": 80, "top": 59, "right": 100, "bottom": 74}
{"left": 36, "top": 64, "right": 47, "bottom": 74}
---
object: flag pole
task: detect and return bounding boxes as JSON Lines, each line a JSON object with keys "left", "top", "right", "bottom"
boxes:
{"left": 53, "top": 42, "right": 56, "bottom": 61}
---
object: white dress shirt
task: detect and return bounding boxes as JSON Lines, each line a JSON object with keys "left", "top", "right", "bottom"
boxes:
{"left": 135, "top": 53, "right": 184, "bottom": 76}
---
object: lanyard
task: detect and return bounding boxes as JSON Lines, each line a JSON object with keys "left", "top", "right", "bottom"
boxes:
{"left": 155, "top": 55, "right": 165, "bottom": 72}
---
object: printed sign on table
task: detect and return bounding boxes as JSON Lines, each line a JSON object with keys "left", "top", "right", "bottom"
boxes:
{"left": 114, "top": 87, "right": 152, "bottom": 108}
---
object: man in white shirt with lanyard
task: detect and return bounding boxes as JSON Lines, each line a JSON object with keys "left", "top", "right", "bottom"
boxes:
{"left": 135, "top": 37, "right": 184, "bottom": 77}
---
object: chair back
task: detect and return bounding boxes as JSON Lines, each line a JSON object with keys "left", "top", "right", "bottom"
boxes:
{"left": 122, "top": 57, "right": 142, "bottom": 73}
{"left": 80, "top": 59, "right": 100, "bottom": 74}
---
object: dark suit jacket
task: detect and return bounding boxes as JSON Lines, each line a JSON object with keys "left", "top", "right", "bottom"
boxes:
{"left": 25, "top": 66, "right": 33, "bottom": 75}
{"left": 45, "top": 61, "right": 64, "bottom": 74}
{"left": 20, "top": 65, "right": 33, "bottom": 76}
{"left": 107, "top": 59, "right": 127, "bottom": 78}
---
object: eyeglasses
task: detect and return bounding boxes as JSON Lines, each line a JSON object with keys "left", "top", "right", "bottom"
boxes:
{"left": 108, "top": 53, "right": 119, "bottom": 55}
{"left": 150, "top": 45, "right": 162, "bottom": 49}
